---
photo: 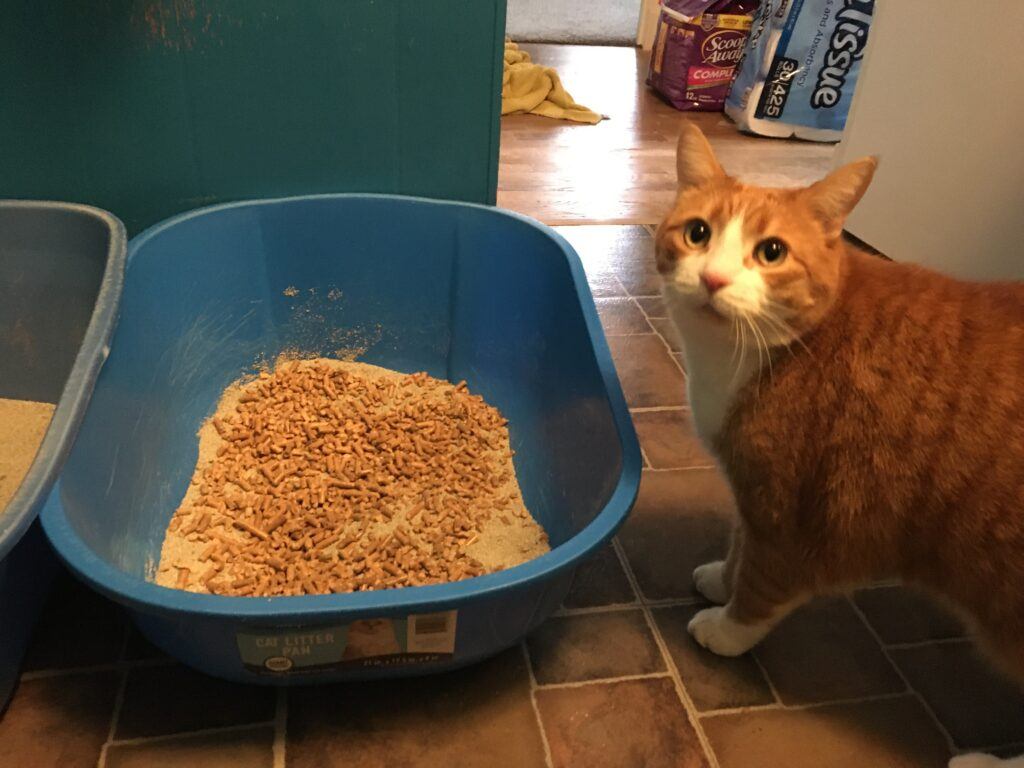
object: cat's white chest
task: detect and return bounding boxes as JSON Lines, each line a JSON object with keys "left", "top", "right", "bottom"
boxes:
{"left": 665, "top": 302, "right": 761, "bottom": 448}
{"left": 684, "top": 358, "right": 751, "bottom": 447}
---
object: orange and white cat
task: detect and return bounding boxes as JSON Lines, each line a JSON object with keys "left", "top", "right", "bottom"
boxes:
{"left": 657, "top": 123, "right": 1024, "bottom": 768}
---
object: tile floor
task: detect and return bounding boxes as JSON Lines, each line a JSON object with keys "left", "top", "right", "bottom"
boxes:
{"left": 4, "top": 226, "right": 1024, "bottom": 768}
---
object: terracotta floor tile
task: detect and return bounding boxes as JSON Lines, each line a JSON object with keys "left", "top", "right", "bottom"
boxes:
{"left": 608, "top": 334, "right": 687, "bottom": 408}
{"left": 555, "top": 225, "right": 649, "bottom": 261}
{"left": 287, "top": 647, "right": 546, "bottom": 768}
{"left": 853, "top": 586, "right": 965, "bottom": 645}
{"left": 596, "top": 297, "right": 652, "bottom": 335}
{"left": 632, "top": 409, "right": 714, "bottom": 469}
{"left": 754, "top": 598, "right": 904, "bottom": 705}
{"left": 554, "top": 226, "right": 661, "bottom": 297}
{"left": 527, "top": 610, "right": 664, "bottom": 685}
{"left": 537, "top": 677, "right": 709, "bottom": 768}
{"left": 115, "top": 664, "right": 275, "bottom": 739}
{"left": 555, "top": 225, "right": 636, "bottom": 298}
{"left": 673, "top": 352, "right": 687, "bottom": 372}
{"left": 562, "top": 543, "right": 636, "bottom": 609}
{"left": 702, "top": 695, "right": 951, "bottom": 768}
{"left": 618, "top": 469, "right": 735, "bottom": 601}
{"left": 105, "top": 726, "right": 274, "bottom": 768}
{"left": 614, "top": 242, "right": 662, "bottom": 297}
{"left": 637, "top": 296, "right": 668, "bottom": 319}
{"left": 654, "top": 605, "right": 774, "bottom": 712}
{"left": 583, "top": 264, "right": 628, "bottom": 298}
{"left": 0, "top": 671, "right": 118, "bottom": 768}
{"left": 649, "top": 317, "right": 684, "bottom": 353}
{"left": 22, "top": 572, "right": 126, "bottom": 671}
{"left": 891, "top": 641, "right": 1024, "bottom": 749}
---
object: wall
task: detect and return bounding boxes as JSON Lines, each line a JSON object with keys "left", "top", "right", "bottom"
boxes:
{"left": 835, "top": 0, "right": 1024, "bottom": 281}
{"left": 0, "top": 0, "right": 507, "bottom": 234}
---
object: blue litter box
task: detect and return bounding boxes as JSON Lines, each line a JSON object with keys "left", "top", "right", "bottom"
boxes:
{"left": 41, "top": 195, "right": 641, "bottom": 684}
{"left": 0, "top": 201, "right": 126, "bottom": 709}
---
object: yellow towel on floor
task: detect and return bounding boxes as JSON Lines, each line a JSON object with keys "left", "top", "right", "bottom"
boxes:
{"left": 502, "top": 41, "right": 603, "bottom": 124}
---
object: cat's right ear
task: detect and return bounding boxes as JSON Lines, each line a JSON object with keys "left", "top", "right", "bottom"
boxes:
{"left": 677, "top": 122, "right": 726, "bottom": 190}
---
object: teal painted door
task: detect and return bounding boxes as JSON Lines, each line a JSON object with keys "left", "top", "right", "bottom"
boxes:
{"left": 0, "top": 1, "right": 506, "bottom": 233}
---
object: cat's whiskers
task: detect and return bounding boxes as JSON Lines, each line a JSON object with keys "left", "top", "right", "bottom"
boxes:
{"left": 730, "top": 316, "right": 750, "bottom": 390}
{"left": 741, "top": 313, "right": 765, "bottom": 392}
{"left": 759, "top": 307, "right": 814, "bottom": 357}
{"left": 729, "top": 314, "right": 742, "bottom": 369}
{"left": 747, "top": 314, "right": 774, "bottom": 385}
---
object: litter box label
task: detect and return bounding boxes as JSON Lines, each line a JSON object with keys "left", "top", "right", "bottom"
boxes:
{"left": 236, "top": 610, "right": 458, "bottom": 675}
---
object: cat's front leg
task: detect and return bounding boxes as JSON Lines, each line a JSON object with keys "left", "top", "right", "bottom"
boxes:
{"left": 693, "top": 525, "right": 742, "bottom": 604}
{"left": 693, "top": 562, "right": 729, "bottom": 604}
{"left": 688, "top": 539, "right": 806, "bottom": 657}
{"left": 688, "top": 605, "right": 777, "bottom": 656}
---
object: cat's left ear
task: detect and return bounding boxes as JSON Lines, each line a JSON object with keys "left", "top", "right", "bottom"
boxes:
{"left": 803, "top": 157, "right": 878, "bottom": 233}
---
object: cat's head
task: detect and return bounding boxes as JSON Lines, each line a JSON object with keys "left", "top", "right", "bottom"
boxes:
{"left": 655, "top": 123, "right": 877, "bottom": 345}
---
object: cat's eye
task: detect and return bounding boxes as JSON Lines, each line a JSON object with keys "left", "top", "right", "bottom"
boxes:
{"left": 682, "top": 219, "right": 711, "bottom": 248}
{"left": 754, "top": 238, "right": 788, "bottom": 265}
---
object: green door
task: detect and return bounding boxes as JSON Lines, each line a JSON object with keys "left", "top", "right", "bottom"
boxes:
{"left": 0, "top": 1, "right": 506, "bottom": 233}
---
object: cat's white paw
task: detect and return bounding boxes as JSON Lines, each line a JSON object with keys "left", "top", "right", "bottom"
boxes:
{"left": 693, "top": 561, "right": 729, "bottom": 604}
{"left": 687, "top": 606, "right": 767, "bottom": 657}
{"left": 950, "top": 755, "right": 1024, "bottom": 768}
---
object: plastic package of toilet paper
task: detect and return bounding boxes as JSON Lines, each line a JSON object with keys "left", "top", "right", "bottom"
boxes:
{"left": 725, "top": 0, "right": 874, "bottom": 142}
{"left": 647, "top": 0, "right": 759, "bottom": 112}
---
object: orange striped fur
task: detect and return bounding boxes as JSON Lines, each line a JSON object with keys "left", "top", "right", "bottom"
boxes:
{"left": 656, "top": 124, "right": 1024, "bottom": 696}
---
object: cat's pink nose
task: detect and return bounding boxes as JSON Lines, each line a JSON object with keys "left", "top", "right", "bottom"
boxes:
{"left": 701, "top": 271, "right": 731, "bottom": 295}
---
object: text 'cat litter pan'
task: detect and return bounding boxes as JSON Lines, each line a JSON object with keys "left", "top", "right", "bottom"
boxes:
{"left": 0, "top": 201, "right": 126, "bottom": 709}
{"left": 41, "top": 195, "right": 641, "bottom": 684}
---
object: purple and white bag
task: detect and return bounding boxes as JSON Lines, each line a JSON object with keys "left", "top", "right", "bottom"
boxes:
{"left": 647, "top": 0, "right": 760, "bottom": 112}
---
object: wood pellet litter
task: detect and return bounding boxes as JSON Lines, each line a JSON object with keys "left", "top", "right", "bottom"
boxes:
{"left": 155, "top": 357, "right": 549, "bottom": 596}
{"left": 0, "top": 398, "right": 55, "bottom": 513}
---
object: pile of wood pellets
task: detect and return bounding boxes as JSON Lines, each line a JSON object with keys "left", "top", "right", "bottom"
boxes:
{"left": 155, "top": 358, "right": 549, "bottom": 597}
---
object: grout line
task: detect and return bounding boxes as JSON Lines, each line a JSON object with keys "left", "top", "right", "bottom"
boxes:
{"left": 611, "top": 538, "right": 722, "bottom": 768}
{"left": 96, "top": 667, "right": 130, "bottom": 768}
{"left": 639, "top": 443, "right": 653, "bottom": 469}
{"left": 557, "top": 593, "right": 708, "bottom": 614}
{"left": 20, "top": 656, "right": 174, "bottom": 681}
{"left": 95, "top": 621, "right": 135, "bottom": 768}
{"left": 631, "top": 290, "right": 688, "bottom": 379}
{"left": 273, "top": 687, "right": 288, "bottom": 768}
{"left": 847, "top": 596, "right": 960, "bottom": 755}
{"left": 644, "top": 465, "right": 718, "bottom": 473}
{"left": 882, "top": 636, "right": 970, "bottom": 651}
{"left": 749, "top": 651, "right": 785, "bottom": 708}
{"left": 662, "top": 336, "right": 687, "bottom": 376}
{"left": 108, "top": 720, "right": 277, "bottom": 748}
{"left": 629, "top": 405, "right": 689, "bottom": 414}
{"left": 552, "top": 601, "right": 640, "bottom": 618}
{"left": 521, "top": 643, "right": 556, "bottom": 768}
{"left": 697, "top": 702, "right": 784, "bottom": 718}
{"left": 536, "top": 672, "right": 672, "bottom": 691}
{"left": 699, "top": 690, "right": 912, "bottom": 718}
{"left": 642, "top": 595, "right": 706, "bottom": 608}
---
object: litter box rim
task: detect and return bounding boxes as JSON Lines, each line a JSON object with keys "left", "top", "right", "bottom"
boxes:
{"left": 40, "top": 193, "right": 642, "bottom": 622}
{"left": 0, "top": 200, "right": 126, "bottom": 562}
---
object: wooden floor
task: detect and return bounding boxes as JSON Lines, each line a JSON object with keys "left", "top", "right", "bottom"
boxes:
{"left": 498, "top": 44, "right": 837, "bottom": 225}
